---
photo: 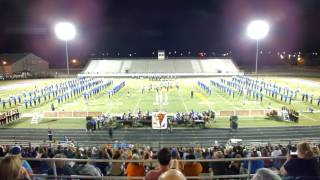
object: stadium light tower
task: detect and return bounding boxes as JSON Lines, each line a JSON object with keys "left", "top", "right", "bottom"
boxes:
{"left": 247, "top": 20, "right": 269, "bottom": 76}
{"left": 54, "top": 22, "right": 76, "bottom": 75}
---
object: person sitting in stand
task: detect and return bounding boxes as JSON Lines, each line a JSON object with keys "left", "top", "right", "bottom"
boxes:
{"left": 126, "top": 154, "right": 145, "bottom": 180}
{"left": 175, "top": 112, "right": 182, "bottom": 124}
{"left": 128, "top": 110, "right": 132, "bottom": 120}
{"left": 0, "top": 155, "right": 31, "bottom": 180}
{"left": 280, "top": 141, "right": 320, "bottom": 178}
{"left": 145, "top": 147, "right": 171, "bottom": 180}
{"left": 183, "top": 154, "right": 203, "bottom": 179}
{"left": 192, "top": 111, "right": 199, "bottom": 120}
{"left": 137, "top": 109, "right": 142, "bottom": 120}
{"left": 121, "top": 112, "right": 127, "bottom": 121}
{"left": 145, "top": 110, "right": 150, "bottom": 117}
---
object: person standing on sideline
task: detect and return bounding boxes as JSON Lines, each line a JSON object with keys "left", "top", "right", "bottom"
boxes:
{"left": 109, "top": 127, "right": 113, "bottom": 140}
{"left": 167, "top": 119, "right": 172, "bottom": 133}
{"left": 191, "top": 90, "right": 194, "bottom": 99}
{"left": 48, "top": 128, "right": 53, "bottom": 141}
{"left": 51, "top": 103, "right": 55, "bottom": 111}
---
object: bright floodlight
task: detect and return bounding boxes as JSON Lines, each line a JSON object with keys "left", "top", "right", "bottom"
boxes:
{"left": 247, "top": 20, "right": 269, "bottom": 40}
{"left": 54, "top": 22, "right": 76, "bottom": 41}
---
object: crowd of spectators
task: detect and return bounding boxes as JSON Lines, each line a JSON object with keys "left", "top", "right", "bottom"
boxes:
{"left": 0, "top": 141, "right": 319, "bottom": 179}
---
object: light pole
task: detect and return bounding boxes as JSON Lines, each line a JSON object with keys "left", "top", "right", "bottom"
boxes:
{"left": 54, "top": 22, "right": 76, "bottom": 75}
{"left": 247, "top": 20, "right": 270, "bottom": 76}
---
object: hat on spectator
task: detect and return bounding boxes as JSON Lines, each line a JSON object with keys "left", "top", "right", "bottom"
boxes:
{"left": 11, "top": 146, "right": 21, "bottom": 155}
{"left": 132, "top": 154, "right": 140, "bottom": 160}
{"left": 171, "top": 150, "right": 178, "bottom": 158}
{"left": 92, "top": 147, "right": 98, "bottom": 155}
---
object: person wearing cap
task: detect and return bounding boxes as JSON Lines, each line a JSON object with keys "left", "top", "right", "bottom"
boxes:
{"left": 145, "top": 147, "right": 171, "bottom": 180}
{"left": 126, "top": 154, "right": 144, "bottom": 180}
{"left": 10, "top": 146, "right": 33, "bottom": 175}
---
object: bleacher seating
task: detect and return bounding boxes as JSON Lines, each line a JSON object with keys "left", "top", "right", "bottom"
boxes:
{"left": 81, "top": 58, "right": 241, "bottom": 76}
{"left": 0, "top": 141, "right": 319, "bottom": 180}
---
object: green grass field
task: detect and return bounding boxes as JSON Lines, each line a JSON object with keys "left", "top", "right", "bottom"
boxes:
{"left": 1, "top": 77, "right": 320, "bottom": 129}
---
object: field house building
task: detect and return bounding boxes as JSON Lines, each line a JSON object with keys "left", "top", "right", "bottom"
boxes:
{"left": 0, "top": 53, "right": 49, "bottom": 76}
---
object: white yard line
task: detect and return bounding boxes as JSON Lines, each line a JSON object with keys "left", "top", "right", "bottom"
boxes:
{"left": 133, "top": 93, "right": 143, "bottom": 113}
{"left": 300, "top": 113, "right": 317, "bottom": 122}
{"left": 104, "top": 88, "right": 127, "bottom": 113}
{"left": 178, "top": 89, "right": 188, "bottom": 112}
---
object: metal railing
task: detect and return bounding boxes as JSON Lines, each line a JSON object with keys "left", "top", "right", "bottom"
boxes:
{"left": 21, "top": 156, "right": 288, "bottom": 180}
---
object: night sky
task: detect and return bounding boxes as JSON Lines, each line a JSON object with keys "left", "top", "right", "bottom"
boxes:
{"left": 1, "top": 0, "right": 320, "bottom": 67}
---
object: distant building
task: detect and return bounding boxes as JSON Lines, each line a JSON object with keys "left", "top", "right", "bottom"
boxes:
{"left": 0, "top": 53, "right": 49, "bottom": 75}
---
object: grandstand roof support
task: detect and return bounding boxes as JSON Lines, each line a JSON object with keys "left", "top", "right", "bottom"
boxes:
{"left": 65, "top": 40, "right": 70, "bottom": 75}
{"left": 255, "top": 40, "right": 259, "bottom": 76}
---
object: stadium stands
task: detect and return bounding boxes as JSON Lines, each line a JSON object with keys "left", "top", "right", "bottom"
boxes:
{"left": 81, "top": 58, "right": 241, "bottom": 76}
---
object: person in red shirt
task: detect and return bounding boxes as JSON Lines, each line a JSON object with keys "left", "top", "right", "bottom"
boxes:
{"left": 145, "top": 148, "right": 172, "bottom": 180}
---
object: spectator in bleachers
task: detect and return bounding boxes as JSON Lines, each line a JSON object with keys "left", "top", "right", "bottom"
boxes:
{"left": 243, "top": 150, "right": 264, "bottom": 174}
{"left": 228, "top": 154, "right": 242, "bottom": 175}
{"left": 312, "top": 146, "right": 320, "bottom": 158}
{"left": 0, "top": 155, "right": 31, "bottom": 180}
{"left": 145, "top": 147, "right": 171, "bottom": 180}
{"left": 10, "top": 146, "right": 33, "bottom": 175}
{"left": 126, "top": 154, "right": 145, "bottom": 179}
{"left": 183, "top": 154, "right": 203, "bottom": 179}
{"left": 93, "top": 147, "right": 110, "bottom": 175}
{"left": 143, "top": 150, "right": 154, "bottom": 172}
{"left": 110, "top": 150, "right": 124, "bottom": 176}
{"left": 48, "top": 153, "right": 75, "bottom": 177}
{"left": 210, "top": 150, "right": 227, "bottom": 175}
{"left": 72, "top": 152, "right": 102, "bottom": 177}
{"left": 251, "top": 168, "right": 281, "bottom": 180}
{"left": 280, "top": 141, "right": 320, "bottom": 178}
{"left": 261, "top": 148, "right": 272, "bottom": 168}
{"left": 0, "top": 146, "right": 5, "bottom": 157}
{"left": 171, "top": 149, "right": 184, "bottom": 171}
{"left": 38, "top": 147, "right": 50, "bottom": 174}
{"left": 271, "top": 145, "right": 282, "bottom": 169}
{"left": 159, "top": 169, "right": 186, "bottom": 180}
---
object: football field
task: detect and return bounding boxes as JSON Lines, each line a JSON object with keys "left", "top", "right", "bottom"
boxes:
{"left": 1, "top": 76, "right": 320, "bottom": 129}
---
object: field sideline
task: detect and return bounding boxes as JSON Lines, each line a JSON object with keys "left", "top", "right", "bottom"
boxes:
{"left": 1, "top": 76, "right": 320, "bottom": 129}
